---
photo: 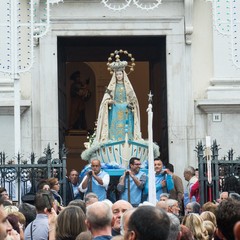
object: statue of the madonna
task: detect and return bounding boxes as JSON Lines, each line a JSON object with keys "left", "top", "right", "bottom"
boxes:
{"left": 81, "top": 50, "right": 159, "bottom": 164}
{"left": 95, "top": 50, "right": 142, "bottom": 143}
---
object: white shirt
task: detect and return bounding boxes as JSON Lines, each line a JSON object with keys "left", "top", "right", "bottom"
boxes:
{"left": 78, "top": 170, "right": 110, "bottom": 192}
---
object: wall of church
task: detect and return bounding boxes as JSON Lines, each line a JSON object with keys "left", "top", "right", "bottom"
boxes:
{"left": 192, "top": 0, "right": 213, "bottom": 99}
{"left": 193, "top": 0, "right": 240, "bottom": 159}
{"left": 0, "top": 116, "right": 14, "bottom": 154}
{"left": 209, "top": 114, "right": 240, "bottom": 153}
{"left": 191, "top": 0, "right": 213, "bottom": 164}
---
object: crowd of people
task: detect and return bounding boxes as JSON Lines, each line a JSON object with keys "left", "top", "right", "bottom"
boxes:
{"left": 0, "top": 157, "right": 240, "bottom": 240}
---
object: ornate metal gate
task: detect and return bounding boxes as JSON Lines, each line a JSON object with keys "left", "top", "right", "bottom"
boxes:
{"left": 0, "top": 144, "right": 67, "bottom": 204}
{"left": 197, "top": 140, "right": 240, "bottom": 205}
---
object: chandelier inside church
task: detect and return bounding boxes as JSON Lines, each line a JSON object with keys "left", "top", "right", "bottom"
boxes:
{"left": 101, "top": 0, "right": 162, "bottom": 11}
{"left": 212, "top": 0, "right": 240, "bottom": 69}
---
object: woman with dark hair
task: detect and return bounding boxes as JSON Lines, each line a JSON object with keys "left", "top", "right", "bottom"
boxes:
{"left": 55, "top": 206, "right": 87, "bottom": 240}
{"left": 0, "top": 187, "right": 11, "bottom": 203}
{"left": 7, "top": 214, "right": 20, "bottom": 234}
{"left": 6, "top": 214, "right": 21, "bottom": 240}
{"left": 37, "top": 179, "right": 50, "bottom": 191}
{"left": 48, "top": 178, "right": 63, "bottom": 207}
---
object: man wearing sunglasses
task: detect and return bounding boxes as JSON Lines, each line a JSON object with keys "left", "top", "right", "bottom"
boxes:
{"left": 117, "top": 157, "right": 147, "bottom": 207}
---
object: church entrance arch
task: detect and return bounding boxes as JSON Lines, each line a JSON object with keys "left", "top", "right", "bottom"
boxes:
{"left": 57, "top": 36, "right": 169, "bottom": 171}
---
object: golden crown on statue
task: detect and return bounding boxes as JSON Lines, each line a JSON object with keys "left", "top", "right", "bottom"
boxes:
{"left": 107, "top": 49, "right": 135, "bottom": 75}
{"left": 109, "top": 61, "right": 128, "bottom": 72}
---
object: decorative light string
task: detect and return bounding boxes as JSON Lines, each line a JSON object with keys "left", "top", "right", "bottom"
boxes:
{"left": 0, "top": 0, "right": 63, "bottom": 74}
{"left": 212, "top": 0, "right": 240, "bottom": 68}
{"left": 101, "top": 0, "right": 162, "bottom": 11}
{"left": 0, "top": 0, "right": 63, "bottom": 155}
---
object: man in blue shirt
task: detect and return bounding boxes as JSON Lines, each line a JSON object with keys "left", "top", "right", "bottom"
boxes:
{"left": 154, "top": 158, "right": 174, "bottom": 200}
{"left": 79, "top": 159, "right": 110, "bottom": 201}
{"left": 144, "top": 158, "right": 174, "bottom": 201}
{"left": 24, "top": 190, "right": 55, "bottom": 240}
{"left": 117, "top": 157, "right": 147, "bottom": 207}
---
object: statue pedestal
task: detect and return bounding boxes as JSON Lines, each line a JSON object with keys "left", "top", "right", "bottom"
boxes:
{"left": 104, "top": 168, "right": 148, "bottom": 176}
{"left": 81, "top": 140, "right": 154, "bottom": 168}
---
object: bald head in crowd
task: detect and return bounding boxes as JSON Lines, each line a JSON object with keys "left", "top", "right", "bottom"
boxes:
{"left": 124, "top": 206, "right": 170, "bottom": 240}
{"left": 112, "top": 200, "right": 132, "bottom": 236}
{"left": 84, "top": 192, "right": 99, "bottom": 207}
{"left": 86, "top": 201, "right": 113, "bottom": 238}
{"left": 156, "top": 200, "right": 168, "bottom": 212}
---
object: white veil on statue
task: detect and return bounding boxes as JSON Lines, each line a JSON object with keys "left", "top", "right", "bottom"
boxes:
{"left": 81, "top": 49, "right": 160, "bottom": 163}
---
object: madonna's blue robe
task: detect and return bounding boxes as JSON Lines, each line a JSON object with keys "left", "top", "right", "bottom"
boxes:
{"left": 109, "top": 82, "right": 134, "bottom": 141}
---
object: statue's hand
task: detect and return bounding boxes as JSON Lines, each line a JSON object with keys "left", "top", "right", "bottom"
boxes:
{"left": 127, "top": 102, "right": 134, "bottom": 110}
{"left": 108, "top": 99, "right": 115, "bottom": 105}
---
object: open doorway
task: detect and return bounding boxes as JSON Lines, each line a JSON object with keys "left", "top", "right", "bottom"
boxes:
{"left": 57, "top": 36, "right": 168, "bottom": 171}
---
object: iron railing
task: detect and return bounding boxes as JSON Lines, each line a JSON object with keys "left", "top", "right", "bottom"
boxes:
{"left": 0, "top": 144, "right": 67, "bottom": 205}
{"left": 196, "top": 140, "right": 240, "bottom": 205}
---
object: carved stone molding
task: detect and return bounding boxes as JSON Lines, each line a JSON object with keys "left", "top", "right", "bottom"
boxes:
{"left": 184, "top": 0, "right": 194, "bottom": 45}
{"left": 196, "top": 99, "right": 240, "bottom": 114}
{"left": 0, "top": 100, "right": 31, "bottom": 115}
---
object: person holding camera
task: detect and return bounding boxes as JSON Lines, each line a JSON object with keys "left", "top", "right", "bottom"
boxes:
{"left": 78, "top": 159, "right": 110, "bottom": 201}
{"left": 117, "top": 157, "right": 147, "bottom": 207}
{"left": 24, "top": 190, "right": 57, "bottom": 240}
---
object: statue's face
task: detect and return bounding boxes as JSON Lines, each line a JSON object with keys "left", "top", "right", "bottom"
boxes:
{"left": 116, "top": 71, "right": 124, "bottom": 81}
